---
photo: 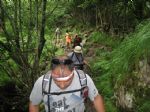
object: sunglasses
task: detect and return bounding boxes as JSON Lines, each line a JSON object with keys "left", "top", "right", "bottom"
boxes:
{"left": 51, "top": 58, "right": 73, "bottom": 65}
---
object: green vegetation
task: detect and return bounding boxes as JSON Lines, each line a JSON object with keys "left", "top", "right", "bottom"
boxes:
{"left": 0, "top": 0, "right": 150, "bottom": 112}
{"left": 89, "top": 20, "right": 150, "bottom": 112}
{"left": 110, "top": 20, "right": 150, "bottom": 76}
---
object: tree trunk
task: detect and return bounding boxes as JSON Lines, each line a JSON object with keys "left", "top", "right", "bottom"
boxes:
{"left": 26, "top": 0, "right": 32, "bottom": 59}
{"left": 31, "top": 0, "right": 47, "bottom": 87}
{"left": 18, "top": 0, "right": 24, "bottom": 52}
{"left": 35, "top": 0, "right": 39, "bottom": 35}
{"left": 95, "top": 5, "right": 98, "bottom": 28}
{"left": 14, "top": 0, "right": 20, "bottom": 48}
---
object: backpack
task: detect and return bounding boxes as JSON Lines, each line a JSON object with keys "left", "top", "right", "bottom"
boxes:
{"left": 70, "top": 52, "right": 84, "bottom": 70}
{"left": 42, "top": 70, "right": 88, "bottom": 112}
{"left": 71, "top": 52, "right": 84, "bottom": 64}
{"left": 42, "top": 70, "right": 88, "bottom": 96}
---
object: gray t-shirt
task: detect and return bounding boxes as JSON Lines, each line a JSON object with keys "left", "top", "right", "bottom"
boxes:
{"left": 68, "top": 52, "right": 84, "bottom": 65}
{"left": 30, "top": 70, "right": 98, "bottom": 112}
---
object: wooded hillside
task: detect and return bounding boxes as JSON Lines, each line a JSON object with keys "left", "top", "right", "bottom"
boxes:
{"left": 0, "top": 0, "right": 150, "bottom": 112}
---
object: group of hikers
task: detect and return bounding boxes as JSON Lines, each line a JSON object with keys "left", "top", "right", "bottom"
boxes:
{"left": 29, "top": 27, "right": 105, "bottom": 112}
{"left": 55, "top": 27, "right": 82, "bottom": 50}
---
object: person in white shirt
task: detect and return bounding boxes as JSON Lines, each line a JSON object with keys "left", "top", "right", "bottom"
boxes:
{"left": 29, "top": 55, "right": 105, "bottom": 112}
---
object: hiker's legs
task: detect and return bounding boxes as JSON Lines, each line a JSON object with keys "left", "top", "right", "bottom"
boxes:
{"left": 68, "top": 43, "right": 70, "bottom": 49}
{"left": 68, "top": 40, "right": 72, "bottom": 49}
{"left": 55, "top": 34, "right": 58, "bottom": 44}
{"left": 57, "top": 34, "right": 61, "bottom": 44}
{"left": 66, "top": 42, "right": 69, "bottom": 49}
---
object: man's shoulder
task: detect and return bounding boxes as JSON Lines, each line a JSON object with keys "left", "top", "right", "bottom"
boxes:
{"left": 36, "top": 71, "right": 51, "bottom": 82}
{"left": 76, "top": 70, "right": 92, "bottom": 81}
{"left": 74, "top": 70, "right": 88, "bottom": 79}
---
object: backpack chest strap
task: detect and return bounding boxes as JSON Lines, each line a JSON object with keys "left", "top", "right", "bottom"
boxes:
{"left": 43, "top": 86, "right": 87, "bottom": 95}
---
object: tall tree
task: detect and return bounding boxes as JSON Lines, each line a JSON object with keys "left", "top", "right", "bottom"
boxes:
{"left": 0, "top": 0, "right": 55, "bottom": 89}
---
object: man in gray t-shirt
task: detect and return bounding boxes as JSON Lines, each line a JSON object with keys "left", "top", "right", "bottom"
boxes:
{"left": 29, "top": 55, "right": 105, "bottom": 112}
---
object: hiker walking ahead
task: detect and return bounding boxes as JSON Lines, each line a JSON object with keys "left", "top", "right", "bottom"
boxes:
{"left": 65, "top": 30, "right": 72, "bottom": 49}
{"left": 29, "top": 55, "right": 105, "bottom": 112}
{"left": 55, "top": 27, "right": 61, "bottom": 44}
{"left": 72, "top": 34, "right": 82, "bottom": 48}
{"left": 67, "top": 46, "right": 87, "bottom": 70}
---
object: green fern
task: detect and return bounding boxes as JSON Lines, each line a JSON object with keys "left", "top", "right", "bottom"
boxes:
{"left": 109, "top": 20, "right": 150, "bottom": 78}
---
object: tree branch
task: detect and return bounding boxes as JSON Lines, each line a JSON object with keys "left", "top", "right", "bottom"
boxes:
{"left": 0, "top": 0, "right": 15, "bottom": 34}
{"left": 46, "top": 3, "right": 58, "bottom": 17}
{"left": 30, "top": 0, "right": 47, "bottom": 86}
{"left": 0, "top": 41, "right": 12, "bottom": 52}
{"left": 38, "top": 0, "right": 47, "bottom": 59}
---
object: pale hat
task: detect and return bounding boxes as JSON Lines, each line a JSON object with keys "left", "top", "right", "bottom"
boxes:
{"left": 74, "top": 46, "right": 82, "bottom": 53}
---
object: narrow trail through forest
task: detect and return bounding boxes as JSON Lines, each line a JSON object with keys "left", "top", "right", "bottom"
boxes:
{"left": 53, "top": 30, "right": 112, "bottom": 73}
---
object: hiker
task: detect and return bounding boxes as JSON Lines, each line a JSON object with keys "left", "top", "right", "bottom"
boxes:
{"left": 72, "top": 34, "right": 82, "bottom": 48}
{"left": 65, "top": 30, "right": 72, "bottom": 49}
{"left": 29, "top": 55, "right": 105, "bottom": 112}
{"left": 55, "top": 27, "right": 61, "bottom": 44}
{"left": 68, "top": 46, "right": 87, "bottom": 70}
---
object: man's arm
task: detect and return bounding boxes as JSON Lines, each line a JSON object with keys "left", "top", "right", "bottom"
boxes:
{"left": 93, "top": 94, "right": 105, "bottom": 112}
{"left": 86, "top": 74, "right": 105, "bottom": 112}
{"left": 29, "top": 102, "right": 39, "bottom": 112}
{"left": 83, "top": 60, "right": 89, "bottom": 66}
{"left": 29, "top": 76, "right": 43, "bottom": 112}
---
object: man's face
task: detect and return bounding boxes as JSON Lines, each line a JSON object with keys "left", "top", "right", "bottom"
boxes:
{"left": 51, "top": 58, "right": 74, "bottom": 89}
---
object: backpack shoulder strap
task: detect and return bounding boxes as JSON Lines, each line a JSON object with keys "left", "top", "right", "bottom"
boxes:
{"left": 74, "top": 53, "right": 83, "bottom": 64}
{"left": 42, "top": 71, "right": 52, "bottom": 112}
{"left": 42, "top": 71, "right": 52, "bottom": 95}
{"left": 76, "top": 70, "right": 88, "bottom": 99}
{"left": 76, "top": 70, "right": 87, "bottom": 86}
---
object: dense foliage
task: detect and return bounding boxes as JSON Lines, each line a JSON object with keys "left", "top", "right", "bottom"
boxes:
{"left": 89, "top": 20, "right": 150, "bottom": 112}
{"left": 0, "top": 0, "right": 150, "bottom": 112}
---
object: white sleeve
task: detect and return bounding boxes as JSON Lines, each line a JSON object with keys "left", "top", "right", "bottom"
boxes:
{"left": 29, "top": 76, "right": 43, "bottom": 105}
{"left": 86, "top": 74, "right": 99, "bottom": 101}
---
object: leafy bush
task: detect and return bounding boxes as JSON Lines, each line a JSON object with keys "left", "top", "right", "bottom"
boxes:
{"left": 0, "top": 74, "right": 11, "bottom": 86}
{"left": 89, "top": 31, "right": 120, "bottom": 48}
{"left": 89, "top": 20, "right": 150, "bottom": 112}
{"left": 109, "top": 20, "right": 150, "bottom": 78}
{"left": 89, "top": 32, "right": 108, "bottom": 43}
{"left": 137, "top": 101, "right": 150, "bottom": 112}
{"left": 105, "top": 100, "right": 118, "bottom": 112}
{"left": 95, "top": 74, "right": 113, "bottom": 97}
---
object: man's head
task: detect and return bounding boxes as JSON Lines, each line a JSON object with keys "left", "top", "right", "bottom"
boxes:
{"left": 74, "top": 46, "right": 82, "bottom": 54}
{"left": 51, "top": 55, "right": 74, "bottom": 89}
